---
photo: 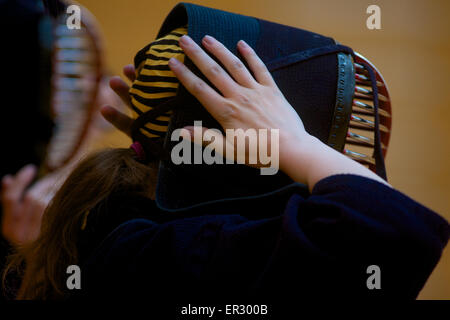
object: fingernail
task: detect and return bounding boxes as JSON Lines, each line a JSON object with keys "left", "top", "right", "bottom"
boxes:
{"left": 2, "top": 175, "right": 12, "bottom": 185}
{"left": 203, "top": 35, "right": 214, "bottom": 45}
{"left": 124, "top": 64, "right": 134, "bottom": 71}
{"left": 239, "top": 40, "right": 249, "bottom": 48}
{"left": 180, "top": 128, "right": 192, "bottom": 140}
{"left": 24, "top": 164, "right": 37, "bottom": 172}
{"left": 169, "top": 57, "right": 180, "bottom": 66}
{"left": 179, "top": 35, "right": 190, "bottom": 45}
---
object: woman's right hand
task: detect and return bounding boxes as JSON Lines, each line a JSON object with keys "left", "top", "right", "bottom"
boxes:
{"left": 167, "top": 35, "right": 311, "bottom": 173}
{"left": 168, "top": 34, "right": 390, "bottom": 190}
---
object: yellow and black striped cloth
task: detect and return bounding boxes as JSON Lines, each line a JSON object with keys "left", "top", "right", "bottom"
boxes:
{"left": 129, "top": 26, "right": 187, "bottom": 139}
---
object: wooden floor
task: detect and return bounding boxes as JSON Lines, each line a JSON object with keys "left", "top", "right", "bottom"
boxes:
{"left": 78, "top": 0, "right": 450, "bottom": 299}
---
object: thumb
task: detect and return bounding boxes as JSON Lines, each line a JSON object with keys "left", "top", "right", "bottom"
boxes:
{"left": 180, "top": 126, "right": 209, "bottom": 146}
{"left": 181, "top": 126, "right": 236, "bottom": 163}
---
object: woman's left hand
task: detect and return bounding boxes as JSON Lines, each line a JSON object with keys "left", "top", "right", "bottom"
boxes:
{"left": 100, "top": 65, "right": 137, "bottom": 138}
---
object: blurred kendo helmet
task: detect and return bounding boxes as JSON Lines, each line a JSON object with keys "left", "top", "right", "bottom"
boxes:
{"left": 0, "top": 0, "right": 103, "bottom": 178}
{"left": 128, "top": 2, "right": 393, "bottom": 211}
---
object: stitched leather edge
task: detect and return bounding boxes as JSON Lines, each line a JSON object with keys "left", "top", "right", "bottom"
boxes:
{"left": 327, "top": 52, "right": 355, "bottom": 151}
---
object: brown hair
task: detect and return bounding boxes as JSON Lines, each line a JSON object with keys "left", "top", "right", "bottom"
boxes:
{"left": 3, "top": 148, "right": 157, "bottom": 299}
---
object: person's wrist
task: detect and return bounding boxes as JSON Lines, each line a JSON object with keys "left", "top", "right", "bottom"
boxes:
{"left": 278, "top": 131, "right": 318, "bottom": 183}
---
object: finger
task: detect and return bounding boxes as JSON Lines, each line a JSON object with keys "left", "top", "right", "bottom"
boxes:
{"left": 1, "top": 175, "right": 13, "bottom": 201}
{"left": 181, "top": 126, "right": 209, "bottom": 146}
{"left": 178, "top": 35, "right": 239, "bottom": 97}
{"left": 123, "top": 64, "right": 136, "bottom": 82}
{"left": 182, "top": 126, "right": 235, "bottom": 163}
{"left": 1, "top": 175, "right": 13, "bottom": 189}
{"left": 2, "top": 165, "right": 37, "bottom": 205}
{"left": 100, "top": 105, "right": 133, "bottom": 137}
{"left": 168, "top": 57, "right": 227, "bottom": 120}
{"left": 238, "top": 40, "right": 276, "bottom": 87}
{"left": 183, "top": 126, "right": 273, "bottom": 168}
{"left": 109, "top": 76, "right": 132, "bottom": 109}
{"left": 27, "top": 172, "right": 59, "bottom": 203}
{"left": 201, "top": 35, "right": 257, "bottom": 88}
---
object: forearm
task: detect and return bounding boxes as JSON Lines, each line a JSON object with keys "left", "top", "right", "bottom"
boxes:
{"left": 280, "top": 133, "right": 391, "bottom": 192}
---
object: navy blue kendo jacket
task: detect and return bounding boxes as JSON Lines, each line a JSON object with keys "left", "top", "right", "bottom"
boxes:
{"left": 74, "top": 174, "right": 449, "bottom": 301}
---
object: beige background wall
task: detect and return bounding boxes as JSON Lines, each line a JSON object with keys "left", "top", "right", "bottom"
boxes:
{"left": 77, "top": 0, "right": 450, "bottom": 299}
